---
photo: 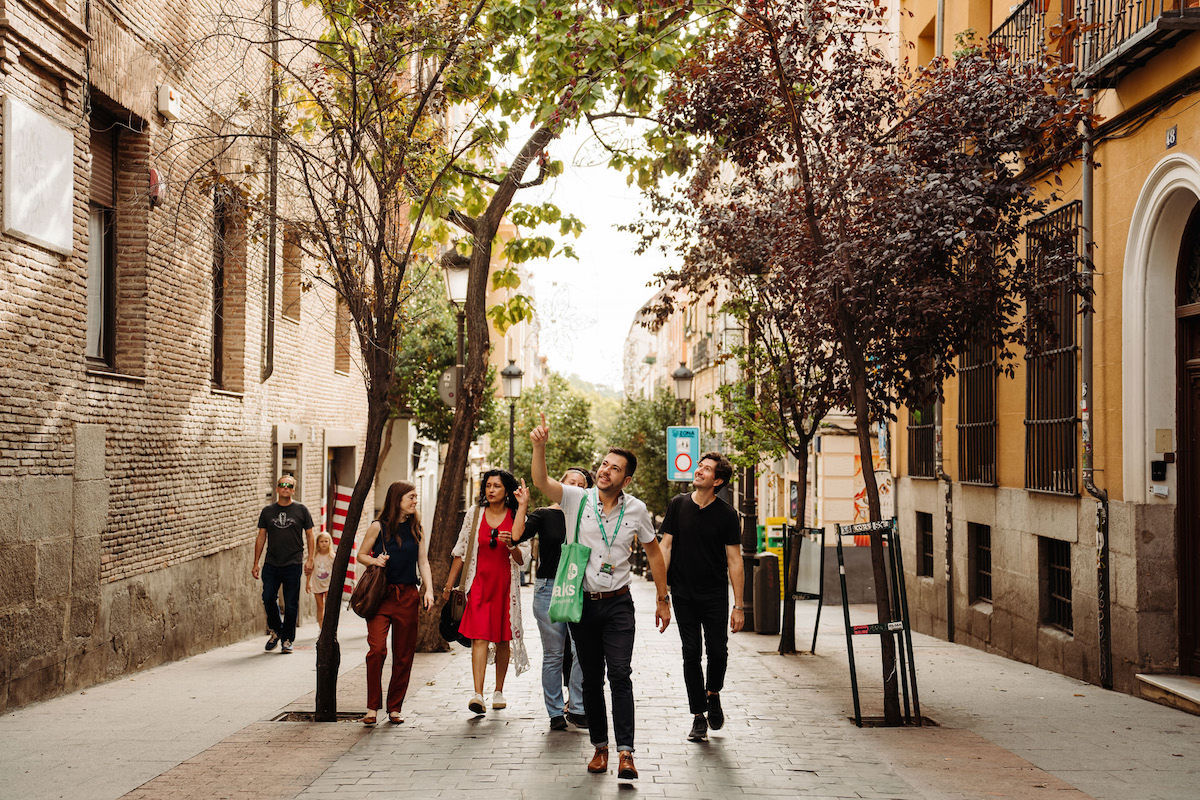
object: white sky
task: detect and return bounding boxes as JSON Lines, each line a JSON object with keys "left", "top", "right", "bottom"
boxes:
{"left": 512, "top": 128, "right": 673, "bottom": 392}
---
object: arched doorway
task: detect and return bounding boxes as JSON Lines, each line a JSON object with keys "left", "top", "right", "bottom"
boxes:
{"left": 1178, "top": 206, "right": 1200, "bottom": 675}
{"left": 1123, "top": 153, "right": 1200, "bottom": 676}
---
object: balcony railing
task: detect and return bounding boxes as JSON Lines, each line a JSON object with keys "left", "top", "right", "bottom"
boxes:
{"left": 989, "top": 0, "right": 1048, "bottom": 65}
{"left": 989, "top": 0, "right": 1200, "bottom": 87}
{"left": 1076, "top": 0, "right": 1200, "bottom": 84}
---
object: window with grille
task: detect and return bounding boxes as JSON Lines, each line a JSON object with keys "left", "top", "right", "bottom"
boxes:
{"left": 969, "top": 523, "right": 992, "bottom": 603}
{"left": 958, "top": 340, "right": 997, "bottom": 484}
{"left": 907, "top": 398, "right": 936, "bottom": 478}
{"left": 916, "top": 512, "right": 934, "bottom": 578}
{"left": 1042, "top": 538, "right": 1073, "bottom": 634}
{"left": 212, "top": 189, "right": 228, "bottom": 385}
{"left": 1024, "top": 202, "right": 1081, "bottom": 494}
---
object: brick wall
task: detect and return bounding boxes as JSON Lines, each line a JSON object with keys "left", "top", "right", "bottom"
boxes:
{"left": 0, "top": 0, "right": 373, "bottom": 711}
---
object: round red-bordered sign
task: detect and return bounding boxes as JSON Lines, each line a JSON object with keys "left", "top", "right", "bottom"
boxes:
{"left": 674, "top": 453, "right": 692, "bottom": 473}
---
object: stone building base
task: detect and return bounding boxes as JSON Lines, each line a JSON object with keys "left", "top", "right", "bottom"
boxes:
{"left": 897, "top": 477, "right": 1179, "bottom": 695}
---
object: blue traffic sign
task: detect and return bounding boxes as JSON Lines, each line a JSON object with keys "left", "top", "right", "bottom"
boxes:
{"left": 666, "top": 426, "right": 701, "bottom": 482}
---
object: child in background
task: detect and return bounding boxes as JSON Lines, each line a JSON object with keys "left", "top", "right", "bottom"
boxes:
{"left": 307, "top": 532, "right": 334, "bottom": 628}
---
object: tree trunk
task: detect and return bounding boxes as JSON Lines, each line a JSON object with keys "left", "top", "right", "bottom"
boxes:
{"left": 315, "top": 391, "right": 390, "bottom": 720}
{"left": 422, "top": 125, "right": 556, "bottom": 651}
{"left": 849, "top": 365, "right": 902, "bottom": 725}
{"left": 421, "top": 211, "right": 499, "bottom": 651}
{"left": 778, "top": 447, "right": 809, "bottom": 654}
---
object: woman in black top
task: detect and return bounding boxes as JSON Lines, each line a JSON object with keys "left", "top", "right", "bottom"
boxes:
{"left": 515, "top": 467, "right": 593, "bottom": 731}
{"left": 356, "top": 481, "right": 434, "bottom": 725}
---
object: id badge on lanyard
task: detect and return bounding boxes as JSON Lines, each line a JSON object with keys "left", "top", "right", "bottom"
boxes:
{"left": 591, "top": 488, "right": 623, "bottom": 589}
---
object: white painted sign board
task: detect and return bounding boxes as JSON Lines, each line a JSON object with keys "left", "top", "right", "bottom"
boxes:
{"left": 4, "top": 96, "right": 74, "bottom": 255}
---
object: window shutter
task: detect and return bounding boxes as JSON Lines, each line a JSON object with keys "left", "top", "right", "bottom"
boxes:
{"left": 90, "top": 123, "right": 118, "bottom": 207}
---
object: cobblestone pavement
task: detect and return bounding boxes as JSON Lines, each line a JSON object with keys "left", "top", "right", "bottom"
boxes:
{"left": 4, "top": 578, "right": 1200, "bottom": 800}
{"left": 285, "top": 578, "right": 1117, "bottom": 800}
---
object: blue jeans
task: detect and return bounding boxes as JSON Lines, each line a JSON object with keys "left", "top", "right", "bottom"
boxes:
{"left": 533, "top": 577, "right": 584, "bottom": 718}
{"left": 262, "top": 562, "right": 302, "bottom": 642}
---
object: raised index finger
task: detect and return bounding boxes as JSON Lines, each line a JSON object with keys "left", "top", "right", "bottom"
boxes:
{"left": 540, "top": 411, "right": 547, "bottom": 428}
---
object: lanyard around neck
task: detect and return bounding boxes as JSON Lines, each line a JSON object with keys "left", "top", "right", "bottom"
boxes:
{"left": 591, "top": 488, "right": 625, "bottom": 550}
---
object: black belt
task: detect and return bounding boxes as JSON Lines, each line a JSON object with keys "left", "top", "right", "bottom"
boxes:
{"left": 584, "top": 585, "right": 630, "bottom": 601}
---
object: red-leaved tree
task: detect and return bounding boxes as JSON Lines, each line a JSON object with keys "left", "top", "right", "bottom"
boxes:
{"left": 637, "top": 0, "right": 1091, "bottom": 723}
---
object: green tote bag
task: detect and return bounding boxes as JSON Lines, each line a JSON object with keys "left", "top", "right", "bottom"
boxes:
{"left": 548, "top": 497, "right": 591, "bottom": 623}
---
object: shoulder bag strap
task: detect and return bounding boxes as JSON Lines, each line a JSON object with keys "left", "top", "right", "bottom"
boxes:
{"left": 573, "top": 490, "right": 587, "bottom": 544}
{"left": 456, "top": 505, "right": 482, "bottom": 591}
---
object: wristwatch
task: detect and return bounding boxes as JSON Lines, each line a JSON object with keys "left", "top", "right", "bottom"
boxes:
{"left": 657, "top": 594, "right": 670, "bottom": 603}
{"left": 733, "top": 604, "right": 745, "bottom": 611}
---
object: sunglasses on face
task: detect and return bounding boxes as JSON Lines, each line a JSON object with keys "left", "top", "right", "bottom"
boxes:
{"left": 489, "top": 528, "right": 499, "bottom": 549}
{"left": 278, "top": 482, "right": 294, "bottom": 489}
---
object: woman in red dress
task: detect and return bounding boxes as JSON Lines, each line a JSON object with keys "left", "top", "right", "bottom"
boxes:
{"left": 443, "top": 469, "right": 531, "bottom": 713}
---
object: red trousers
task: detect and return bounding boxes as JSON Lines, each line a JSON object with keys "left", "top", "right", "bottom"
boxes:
{"left": 366, "top": 584, "right": 419, "bottom": 713}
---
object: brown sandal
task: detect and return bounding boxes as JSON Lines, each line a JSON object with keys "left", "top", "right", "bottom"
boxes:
{"left": 360, "top": 713, "right": 377, "bottom": 727}
{"left": 388, "top": 712, "right": 403, "bottom": 724}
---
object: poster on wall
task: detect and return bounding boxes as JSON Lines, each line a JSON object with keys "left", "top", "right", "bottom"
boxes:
{"left": 3, "top": 97, "right": 74, "bottom": 255}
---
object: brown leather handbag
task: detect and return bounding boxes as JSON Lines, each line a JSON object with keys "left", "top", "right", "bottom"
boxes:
{"left": 350, "top": 528, "right": 390, "bottom": 619}
{"left": 439, "top": 507, "right": 480, "bottom": 646}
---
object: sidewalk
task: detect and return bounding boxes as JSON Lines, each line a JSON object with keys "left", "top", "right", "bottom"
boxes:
{"left": 3, "top": 580, "right": 1199, "bottom": 799}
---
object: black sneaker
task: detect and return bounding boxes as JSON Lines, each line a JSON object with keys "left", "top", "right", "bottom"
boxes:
{"left": 687, "top": 714, "right": 708, "bottom": 742}
{"left": 265, "top": 632, "right": 280, "bottom": 651}
{"left": 281, "top": 640, "right": 293, "bottom": 654}
{"left": 707, "top": 693, "right": 724, "bottom": 730}
{"left": 565, "top": 711, "right": 589, "bottom": 729}
{"left": 549, "top": 715, "right": 568, "bottom": 731}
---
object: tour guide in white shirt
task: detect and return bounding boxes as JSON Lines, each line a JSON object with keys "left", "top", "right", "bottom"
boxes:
{"left": 531, "top": 413, "right": 671, "bottom": 782}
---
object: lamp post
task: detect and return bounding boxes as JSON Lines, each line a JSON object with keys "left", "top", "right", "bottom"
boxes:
{"left": 501, "top": 358, "right": 524, "bottom": 472}
{"left": 441, "top": 253, "right": 470, "bottom": 400}
{"left": 671, "top": 361, "right": 694, "bottom": 426}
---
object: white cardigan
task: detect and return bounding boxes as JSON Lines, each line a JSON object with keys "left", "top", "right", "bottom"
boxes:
{"left": 451, "top": 506, "right": 531, "bottom": 676}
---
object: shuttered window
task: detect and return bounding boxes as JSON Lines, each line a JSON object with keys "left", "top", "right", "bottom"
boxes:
{"left": 87, "top": 114, "right": 118, "bottom": 365}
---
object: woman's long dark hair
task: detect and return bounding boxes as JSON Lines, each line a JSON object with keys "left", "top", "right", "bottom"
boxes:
{"left": 476, "top": 469, "right": 519, "bottom": 511}
{"left": 379, "top": 481, "right": 422, "bottom": 543}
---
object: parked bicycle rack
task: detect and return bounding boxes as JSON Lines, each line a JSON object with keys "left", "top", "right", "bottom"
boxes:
{"left": 835, "top": 518, "right": 922, "bottom": 727}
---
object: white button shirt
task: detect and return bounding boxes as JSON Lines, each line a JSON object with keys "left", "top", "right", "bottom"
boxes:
{"left": 560, "top": 484, "right": 656, "bottom": 593}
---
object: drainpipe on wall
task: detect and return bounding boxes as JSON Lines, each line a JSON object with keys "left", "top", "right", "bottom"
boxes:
{"left": 1079, "top": 85, "right": 1113, "bottom": 690}
{"left": 936, "top": 0, "right": 945, "bottom": 60}
{"left": 261, "top": 0, "right": 280, "bottom": 382}
{"left": 933, "top": 3, "right": 955, "bottom": 643}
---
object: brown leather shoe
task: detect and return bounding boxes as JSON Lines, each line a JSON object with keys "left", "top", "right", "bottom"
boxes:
{"left": 587, "top": 746, "right": 609, "bottom": 774}
{"left": 617, "top": 751, "right": 637, "bottom": 780}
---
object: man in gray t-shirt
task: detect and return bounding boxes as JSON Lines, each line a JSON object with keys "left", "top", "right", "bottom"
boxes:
{"left": 252, "top": 474, "right": 315, "bottom": 654}
{"left": 531, "top": 413, "right": 671, "bottom": 783}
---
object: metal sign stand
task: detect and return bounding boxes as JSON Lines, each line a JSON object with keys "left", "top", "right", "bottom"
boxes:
{"left": 835, "top": 518, "right": 921, "bottom": 727}
{"left": 783, "top": 526, "right": 826, "bottom": 653}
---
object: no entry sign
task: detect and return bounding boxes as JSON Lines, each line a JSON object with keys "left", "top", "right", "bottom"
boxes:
{"left": 666, "top": 426, "right": 700, "bottom": 482}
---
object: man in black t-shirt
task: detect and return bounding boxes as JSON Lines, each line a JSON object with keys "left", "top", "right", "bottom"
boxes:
{"left": 253, "top": 474, "right": 315, "bottom": 654}
{"left": 659, "top": 452, "right": 744, "bottom": 743}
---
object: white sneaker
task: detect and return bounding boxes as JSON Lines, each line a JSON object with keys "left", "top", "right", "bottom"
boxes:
{"left": 492, "top": 691, "right": 507, "bottom": 709}
{"left": 468, "top": 693, "right": 485, "bottom": 714}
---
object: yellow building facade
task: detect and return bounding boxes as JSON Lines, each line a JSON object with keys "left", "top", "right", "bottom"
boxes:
{"left": 897, "top": 0, "right": 1200, "bottom": 701}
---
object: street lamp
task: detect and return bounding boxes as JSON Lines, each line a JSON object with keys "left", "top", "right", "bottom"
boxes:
{"left": 501, "top": 358, "right": 524, "bottom": 472}
{"left": 441, "top": 251, "right": 470, "bottom": 399}
{"left": 672, "top": 361, "right": 694, "bottom": 425}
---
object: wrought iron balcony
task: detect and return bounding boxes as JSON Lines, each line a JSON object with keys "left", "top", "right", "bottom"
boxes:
{"left": 989, "top": 0, "right": 1048, "bottom": 66}
{"left": 1078, "top": 0, "right": 1200, "bottom": 86}
{"left": 990, "top": 0, "right": 1200, "bottom": 87}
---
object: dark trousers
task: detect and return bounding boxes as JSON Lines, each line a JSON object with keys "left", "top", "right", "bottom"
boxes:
{"left": 570, "top": 592, "right": 636, "bottom": 752}
{"left": 673, "top": 590, "right": 729, "bottom": 715}
{"left": 366, "top": 584, "right": 420, "bottom": 713}
{"left": 262, "top": 562, "right": 302, "bottom": 642}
